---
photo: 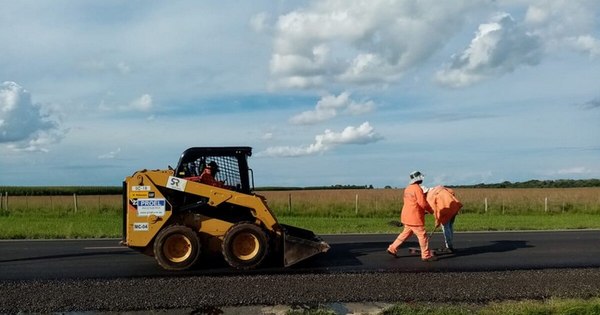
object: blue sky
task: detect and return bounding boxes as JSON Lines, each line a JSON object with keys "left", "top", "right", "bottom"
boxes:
{"left": 1, "top": 0, "right": 599, "bottom": 188}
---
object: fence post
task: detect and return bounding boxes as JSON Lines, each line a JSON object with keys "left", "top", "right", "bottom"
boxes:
{"left": 355, "top": 194, "right": 359, "bottom": 215}
{"left": 288, "top": 193, "right": 292, "bottom": 214}
{"left": 484, "top": 197, "right": 488, "bottom": 213}
{"left": 73, "top": 193, "right": 78, "bottom": 214}
{"left": 5, "top": 192, "right": 8, "bottom": 212}
{"left": 544, "top": 197, "right": 548, "bottom": 213}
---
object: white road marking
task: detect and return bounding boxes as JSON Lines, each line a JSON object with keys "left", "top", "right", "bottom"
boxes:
{"left": 84, "top": 247, "right": 128, "bottom": 250}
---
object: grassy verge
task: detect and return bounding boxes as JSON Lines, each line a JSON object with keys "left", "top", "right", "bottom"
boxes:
{"left": 0, "top": 213, "right": 121, "bottom": 239}
{"left": 383, "top": 297, "right": 600, "bottom": 315}
{"left": 277, "top": 213, "right": 600, "bottom": 234}
{"left": 1, "top": 213, "right": 599, "bottom": 239}
{"left": 286, "top": 297, "right": 600, "bottom": 315}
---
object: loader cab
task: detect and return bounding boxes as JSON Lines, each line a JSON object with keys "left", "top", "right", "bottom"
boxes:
{"left": 174, "top": 146, "right": 253, "bottom": 194}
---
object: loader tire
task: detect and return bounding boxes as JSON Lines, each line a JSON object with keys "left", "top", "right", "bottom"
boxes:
{"left": 222, "top": 222, "right": 269, "bottom": 270}
{"left": 153, "top": 225, "right": 201, "bottom": 271}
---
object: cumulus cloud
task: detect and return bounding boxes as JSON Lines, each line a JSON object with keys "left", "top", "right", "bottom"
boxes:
{"left": 0, "top": 81, "right": 65, "bottom": 152}
{"left": 129, "top": 94, "right": 153, "bottom": 112}
{"left": 260, "top": 121, "right": 382, "bottom": 157}
{"left": 436, "top": 13, "right": 543, "bottom": 88}
{"left": 524, "top": 1, "right": 600, "bottom": 57}
{"left": 290, "top": 91, "right": 374, "bottom": 125}
{"left": 568, "top": 35, "right": 600, "bottom": 58}
{"left": 269, "top": 0, "right": 481, "bottom": 89}
{"left": 525, "top": 1, "right": 599, "bottom": 38}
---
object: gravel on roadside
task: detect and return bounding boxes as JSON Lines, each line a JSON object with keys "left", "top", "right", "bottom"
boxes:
{"left": 1, "top": 268, "right": 599, "bottom": 313}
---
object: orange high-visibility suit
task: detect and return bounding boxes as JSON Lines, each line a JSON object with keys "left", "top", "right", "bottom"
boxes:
{"left": 426, "top": 185, "right": 462, "bottom": 250}
{"left": 388, "top": 183, "right": 434, "bottom": 260}
{"left": 426, "top": 186, "right": 462, "bottom": 227}
{"left": 184, "top": 168, "right": 225, "bottom": 188}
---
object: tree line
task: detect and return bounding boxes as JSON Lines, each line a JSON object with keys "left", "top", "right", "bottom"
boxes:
{"left": 451, "top": 179, "right": 600, "bottom": 189}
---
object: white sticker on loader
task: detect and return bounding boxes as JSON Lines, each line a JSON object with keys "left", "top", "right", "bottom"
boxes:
{"left": 133, "top": 223, "right": 149, "bottom": 231}
{"left": 131, "top": 186, "right": 151, "bottom": 191}
{"left": 166, "top": 176, "right": 187, "bottom": 192}
{"left": 137, "top": 198, "right": 166, "bottom": 216}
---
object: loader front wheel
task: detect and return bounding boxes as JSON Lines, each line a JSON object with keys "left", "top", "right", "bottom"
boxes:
{"left": 222, "top": 222, "right": 268, "bottom": 270}
{"left": 153, "top": 225, "right": 200, "bottom": 271}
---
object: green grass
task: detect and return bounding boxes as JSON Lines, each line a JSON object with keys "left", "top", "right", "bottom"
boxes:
{"left": 0, "top": 213, "right": 121, "bottom": 239}
{"left": 380, "top": 298, "right": 600, "bottom": 315}
{"left": 0, "top": 212, "right": 599, "bottom": 239}
{"left": 277, "top": 213, "right": 600, "bottom": 235}
{"left": 285, "top": 298, "right": 600, "bottom": 315}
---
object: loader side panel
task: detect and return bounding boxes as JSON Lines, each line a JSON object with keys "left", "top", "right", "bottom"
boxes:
{"left": 124, "top": 170, "right": 173, "bottom": 248}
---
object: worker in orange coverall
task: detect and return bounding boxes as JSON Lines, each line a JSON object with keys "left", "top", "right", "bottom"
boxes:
{"left": 387, "top": 171, "right": 436, "bottom": 262}
{"left": 185, "top": 161, "right": 225, "bottom": 188}
{"left": 425, "top": 185, "right": 463, "bottom": 253}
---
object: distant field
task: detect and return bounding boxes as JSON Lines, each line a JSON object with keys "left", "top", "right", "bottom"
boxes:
{"left": 2, "top": 188, "right": 599, "bottom": 216}
{"left": 260, "top": 188, "right": 600, "bottom": 216}
{"left": 0, "top": 188, "right": 599, "bottom": 239}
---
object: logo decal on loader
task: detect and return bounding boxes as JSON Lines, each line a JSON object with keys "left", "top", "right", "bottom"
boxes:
{"left": 167, "top": 176, "right": 187, "bottom": 192}
{"left": 137, "top": 198, "right": 166, "bottom": 216}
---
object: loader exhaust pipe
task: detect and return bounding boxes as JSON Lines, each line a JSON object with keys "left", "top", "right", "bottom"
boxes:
{"left": 281, "top": 224, "right": 330, "bottom": 267}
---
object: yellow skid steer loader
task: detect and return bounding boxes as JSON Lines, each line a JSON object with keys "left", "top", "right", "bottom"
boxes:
{"left": 121, "top": 147, "right": 329, "bottom": 270}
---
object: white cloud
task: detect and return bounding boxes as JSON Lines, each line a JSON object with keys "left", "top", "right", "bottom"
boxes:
{"left": 250, "top": 12, "right": 271, "bottom": 33}
{"left": 556, "top": 167, "right": 590, "bottom": 175}
{"left": 262, "top": 132, "right": 274, "bottom": 140}
{"left": 260, "top": 121, "right": 382, "bottom": 157}
{"left": 117, "top": 62, "right": 132, "bottom": 75}
{"left": 0, "top": 81, "right": 65, "bottom": 152}
{"left": 524, "top": 1, "right": 599, "bottom": 38}
{"left": 290, "top": 91, "right": 374, "bottom": 125}
{"left": 524, "top": 1, "right": 600, "bottom": 57}
{"left": 129, "top": 94, "right": 153, "bottom": 112}
{"left": 270, "top": 0, "right": 482, "bottom": 89}
{"left": 98, "top": 148, "right": 121, "bottom": 160}
{"left": 568, "top": 35, "right": 600, "bottom": 58}
{"left": 436, "top": 13, "right": 543, "bottom": 88}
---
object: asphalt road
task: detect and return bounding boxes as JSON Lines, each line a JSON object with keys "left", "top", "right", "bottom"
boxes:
{"left": 1, "top": 230, "right": 600, "bottom": 313}
{"left": 2, "top": 230, "right": 600, "bottom": 280}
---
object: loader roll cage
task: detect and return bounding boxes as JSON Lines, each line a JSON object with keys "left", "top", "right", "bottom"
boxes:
{"left": 174, "top": 146, "right": 253, "bottom": 194}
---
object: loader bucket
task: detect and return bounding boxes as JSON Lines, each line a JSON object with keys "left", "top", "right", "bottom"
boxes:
{"left": 281, "top": 224, "right": 330, "bottom": 267}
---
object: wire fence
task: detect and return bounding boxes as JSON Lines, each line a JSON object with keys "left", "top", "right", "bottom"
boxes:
{"left": 1, "top": 188, "right": 599, "bottom": 217}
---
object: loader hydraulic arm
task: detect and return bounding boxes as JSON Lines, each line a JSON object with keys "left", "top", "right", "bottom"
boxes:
{"left": 143, "top": 170, "right": 281, "bottom": 233}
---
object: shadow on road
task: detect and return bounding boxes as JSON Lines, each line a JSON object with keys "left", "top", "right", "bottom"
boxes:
{"left": 437, "top": 240, "right": 533, "bottom": 260}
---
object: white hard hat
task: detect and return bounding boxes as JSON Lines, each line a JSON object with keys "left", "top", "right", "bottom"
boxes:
{"left": 409, "top": 171, "right": 424, "bottom": 184}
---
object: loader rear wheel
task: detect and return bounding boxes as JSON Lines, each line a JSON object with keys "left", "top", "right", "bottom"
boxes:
{"left": 222, "top": 222, "right": 268, "bottom": 270}
{"left": 153, "top": 225, "right": 200, "bottom": 271}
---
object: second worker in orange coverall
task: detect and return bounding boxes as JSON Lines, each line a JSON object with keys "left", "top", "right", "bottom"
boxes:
{"left": 387, "top": 171, "right": 436, "bottom": 261}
